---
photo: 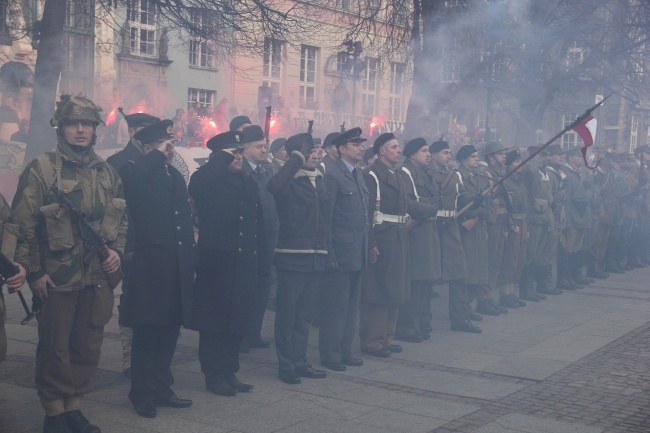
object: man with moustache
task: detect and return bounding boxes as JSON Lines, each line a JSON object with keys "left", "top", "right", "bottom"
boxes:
{"left": 240, "top": 125, "right": 278, "bottom": 352}
{"left": 120, "top": 120, "right": 195, "bottom": 418}
{"left": 428, "top": 140, "right": 481, "bottom": 333}
{"left": 189, "top": 131, "right": 268, "bottom": 396}
{"left": 106, "top": 112, "right": 160, "bottom": 378}
{"left": 13, "top": 95, "right": 127, "bottom": 433}
{"left": 268, "top": 132, "right": 329, "bottom": 384}
{"left": 455, "top": 145, "right": 504, "bottom": 317}
{"left": 360, "top": 133, "right": 410, "bottom": 356}
{"left": 395, "top": 138, "right": 441, "bottom": 342}
{"left": 319, "top": 127, "right": 369, "bottom": 371}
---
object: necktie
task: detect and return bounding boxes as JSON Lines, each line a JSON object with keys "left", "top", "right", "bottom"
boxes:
{"left": 255, "top": 165, "right": 263, "bottom": 180}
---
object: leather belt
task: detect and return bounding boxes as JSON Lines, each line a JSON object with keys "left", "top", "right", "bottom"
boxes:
{"left": 381, "top": 214, "right": 410, "bottom": 224}
{"left": 437, "top": 210, "right": 456, "bottom": 218}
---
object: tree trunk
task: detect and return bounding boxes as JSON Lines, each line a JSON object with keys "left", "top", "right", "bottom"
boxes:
{"left": 23, "top": 0, "right": 66, "bottom": 165}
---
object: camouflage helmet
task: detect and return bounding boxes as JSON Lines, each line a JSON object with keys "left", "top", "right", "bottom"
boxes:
{"left": 50, "top": 94, "right": 105, "bottom": 128}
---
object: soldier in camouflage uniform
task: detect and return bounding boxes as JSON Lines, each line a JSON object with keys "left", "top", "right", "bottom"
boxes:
{"left": 12, "top": 95, "right": 127, "bottom": 433}
{"left": 0, "top": 194, "right": 29, "bottom": 364}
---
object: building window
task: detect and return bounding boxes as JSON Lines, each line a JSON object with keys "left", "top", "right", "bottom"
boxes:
{"left": 362, "top": 94, "right": 375, "bottom": 117}
{"left": 336, "top": 52, "right": 349, "bottom": 73}
{"left": 388, "top": 62, "right": 404, "bottom": 121}
{"left": 188, "top": 88, "right": 216, "bottom": 110}
{"left": 441, "top": 36, "right": 461, "bottom": 83}
{"left": 561, "top": 113, "right": 579, "bottom": 149}
{"left": 189, "top": 11, "right": 215, "bottom": 69}
{"left": 630, "top": 115, "right": 638, "bottom": 152}
{"left": 0, "top": 0, "right": 8, "bottom": 40}
{"left": 299, "top": 45, "right": 317, "bottom": 109}
{"left": 566, "top": 41, "right": 585, "bottom": 68}
{"left": 263, "top": 38, "right": 283, "bottom": 79}
{"left": 60, "top": 0, "right": 93, "bottom": 96}
{"left": 336, "top": 0, "right": 351, "bottom": 11}
{"left": 361, "top": 57, "right": 378, "bottom": 116}
{"left": 128, "top": 0, "right": 157, "bottom": 56}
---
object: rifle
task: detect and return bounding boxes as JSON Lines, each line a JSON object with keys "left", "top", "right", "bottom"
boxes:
{"left": 51, "top": 187, "right": 124, "bottom": 290}
{"left": 454, "top": 92, "right": 613, "bottom": 220}
{"left": 0, "top": 252, "right": 39, "bottom": 324}
{"left": 340, "top": 122, "right": 345, "bottom": 133}
{"left": 307, "top": 120, "right": 314, "bottom": 135}
{"left": 264, "top": 106, "right": 272, "bottom": 147}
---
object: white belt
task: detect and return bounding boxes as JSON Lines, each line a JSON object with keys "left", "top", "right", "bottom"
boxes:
{"left": 375, "top": 212, "right": 410, "bottom": 224}
{"left": 437, "top": 210, "right": 456, "bottom": 217}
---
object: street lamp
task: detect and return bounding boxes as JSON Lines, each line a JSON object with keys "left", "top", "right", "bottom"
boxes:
{"left": 342, "top": 41, "right": 366, "bottom": 127}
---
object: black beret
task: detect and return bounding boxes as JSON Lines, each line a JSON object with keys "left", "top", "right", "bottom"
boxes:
{"left": 333, "top": 127, "right": 367, "bottom": 148}
{"left": 269, "top": 138, "right": 287, "bottom": 153}
{"left": 403, "top": 138, "right": 428, "bottom": 158}
{"left": 313, "top": 138, "right": 322, "bottom": 145}
{"left": 125, "top": 113, "right": 160, "bottom": 129}
{"left": 363, "top": 148, "right": 375, "bottom": 164}
{"left": 206, "top": 131, "right": 242, "bottom": 152}
{"left": 373, "top": 133, "right": 396, "bottom": 154}
{"left": 229, "top": 116, "right": 252, "bottom": 131}
{"left": 456, "top": 145, "right": 478, "bottom": 162}
{"left": 285, "top": 133, "right": 314, "bottom": 154}
{"left": 429, "top": 140, "right": 450, "bottom": 153}
{"left": 323, "top": 132, "right": 341, "bottom": 148}
{"left": 240, "top": 125, "right": 265, "bottom": 144}
{"left": 133, "top": 119, "right": 174, "bottom": 145}
{"left": 505, "top": 149, "right": 522, "bottom": 166}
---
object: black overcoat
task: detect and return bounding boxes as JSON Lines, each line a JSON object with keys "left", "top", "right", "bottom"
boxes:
{"left": 119, "top": 150, "right": 196, "bottom": 327}
{"left": 188, "top": 152, "right": 267, "bottom": 333}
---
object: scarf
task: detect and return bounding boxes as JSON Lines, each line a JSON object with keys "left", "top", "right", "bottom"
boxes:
{"left": 56, "top": 135, "right": 104, "bottom": 169}
{"left": 295, "top": 168, "right": 320, "bottom": 188}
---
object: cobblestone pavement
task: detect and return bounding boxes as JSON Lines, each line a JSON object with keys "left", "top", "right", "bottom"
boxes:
{"left": 1, "top": 267, "right": 650, "bottom": 433}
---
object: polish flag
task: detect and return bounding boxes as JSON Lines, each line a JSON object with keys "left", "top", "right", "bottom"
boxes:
{"left": 572, "top": 115, "right": 599, "bottom": 169}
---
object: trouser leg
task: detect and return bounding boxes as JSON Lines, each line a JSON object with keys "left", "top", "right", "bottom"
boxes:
{"left": 417, "top": 283, "right": 433, "bottom": 333}
{"left": 199, "top": 331, "right": 243, "bottom": 386}
{"left": 359, "top": 302, "right": 389, "bottom": 352}
{"left": 448, "top": 280, "right": 469, "bottom": 325}
{"left": 396, "top": 280, "right": 424, "bottom": 338}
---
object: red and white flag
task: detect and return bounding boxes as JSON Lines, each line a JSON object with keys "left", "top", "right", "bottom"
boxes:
{"left": 572, "top": 115, "right": 599, "bottom": 169}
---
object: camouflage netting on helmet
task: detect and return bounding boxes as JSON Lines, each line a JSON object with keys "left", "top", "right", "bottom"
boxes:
{"left": 50, "top": 94, "right": 105, "bottom": 128}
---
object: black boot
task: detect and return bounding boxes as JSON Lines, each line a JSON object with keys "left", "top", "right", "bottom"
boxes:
{"left": 476, "top": 299, "right": 500, "bottom": 316}
{"left": 43, "top": 414, "right": 73, "bottom": 433}
{"left": 207, "top": 375, "right": 237, "bottom": 397}
{"left": 64, "top": 410, "right": 100, "bottom": 433}
{"left": 519, "top": 266, "right": 541, "bottom": 302}
{"left": 226, "top": 373, "right": 253, "bottom": 392}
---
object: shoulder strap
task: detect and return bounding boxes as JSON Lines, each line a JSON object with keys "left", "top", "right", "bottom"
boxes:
{"left": 36, "top": 153, "right": 62, "bottom": 191}
{"left": 368, "top": 170, "right": 381, "bottom": 211}
{"left": 401, "top": 167, "right": 420, "bottom": 202}
{"left": 440, "top": 169, "right": 456, "bottom": 190}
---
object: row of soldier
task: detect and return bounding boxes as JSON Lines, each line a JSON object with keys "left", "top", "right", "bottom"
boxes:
{"left": 0, "top": 95, "right": 648, "bottom": 433}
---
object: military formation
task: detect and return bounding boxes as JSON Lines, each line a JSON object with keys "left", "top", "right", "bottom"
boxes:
{"left": 1, "top": 95, "right": 649, "bottom": 433}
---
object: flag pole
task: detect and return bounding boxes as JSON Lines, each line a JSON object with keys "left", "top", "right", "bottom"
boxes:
{"left": 454, "top": 92, "right": 614, "bottom": 220}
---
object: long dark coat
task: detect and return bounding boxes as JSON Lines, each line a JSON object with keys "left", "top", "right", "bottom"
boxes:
{"left": 324, "top": 157, "right": 369, "bottom": 272}
{"left": 188, "top": 152, "right": 267, "bottom": 334}
{"left": 499, "top": 172, "right": 528, "bottom": 283}
{"left": 428, "top": 165, "right": 469, "bottom": 281}
{"left": 400, "top": 159, "right": 440, "bottom": 281}
{"left": 362, "top": 160, "right": 409, "bottom": 305}
{"left": 457, "top": 164, "right": 489, "bottom": 285}
{"left": 119, "top": 150, "right": 196, "bottom": 327}
{"left": 562, "top": 164, "right": 591, "bottom": 229}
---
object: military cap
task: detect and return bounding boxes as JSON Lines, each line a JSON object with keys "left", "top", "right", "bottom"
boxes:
{"left": 634, "top": 144, "right": 650, "bottom": 155}
{"left": 505, "top": 149, "right": 522, "bottom": 166}
{"left": 206, "top": 131, "right": 242, "bottom": 152}
{"left": 125, "top": 113, "right": 160, "bottom": 129}
{"left": 240, "top": 125, "right": 265, "bottom": 144}
{"left": 403, "top": 138, "right": 428, "bottom": 158}
{"left": 544, "top": 143, "right": 565, "bottom": 156}
{"left": 229, "top": 115, "right": 252, "bottom": 131}
{"left": 333, "top": 127, "right": 366, "bottom": 148}
{"left": 285, "top": 133, "right": 314, "bottom": 154}
{"left": 323, "top": 132, "right": 341, "bottom": 148}
{"left": 527, "top": 144, "right": 542, "bottom": 155}
{"left": 373, "top": 132, "right": 396, "bottom": 154}
{"left": 51, "top": 94, "right": 104, "bottom": 128}
{"left": 313, "top": 137, "right": 322, "bottom": 146}
{"left": 456, "top": 144, "right": 478, "bottom": 162}
{"left": 363, "top": 148, "right": 375, "bottom": 164}
{"left": 269, "top": 137, "right": 287, "bottom": 153}
{"left": 133, "top": 119, "right": 174, "bottom": 145}
{"left": 483, "top": 141, "right": 510, "bottom": 156}
{"left": 429, "top": 140, "right": 450, "bottom": 154}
